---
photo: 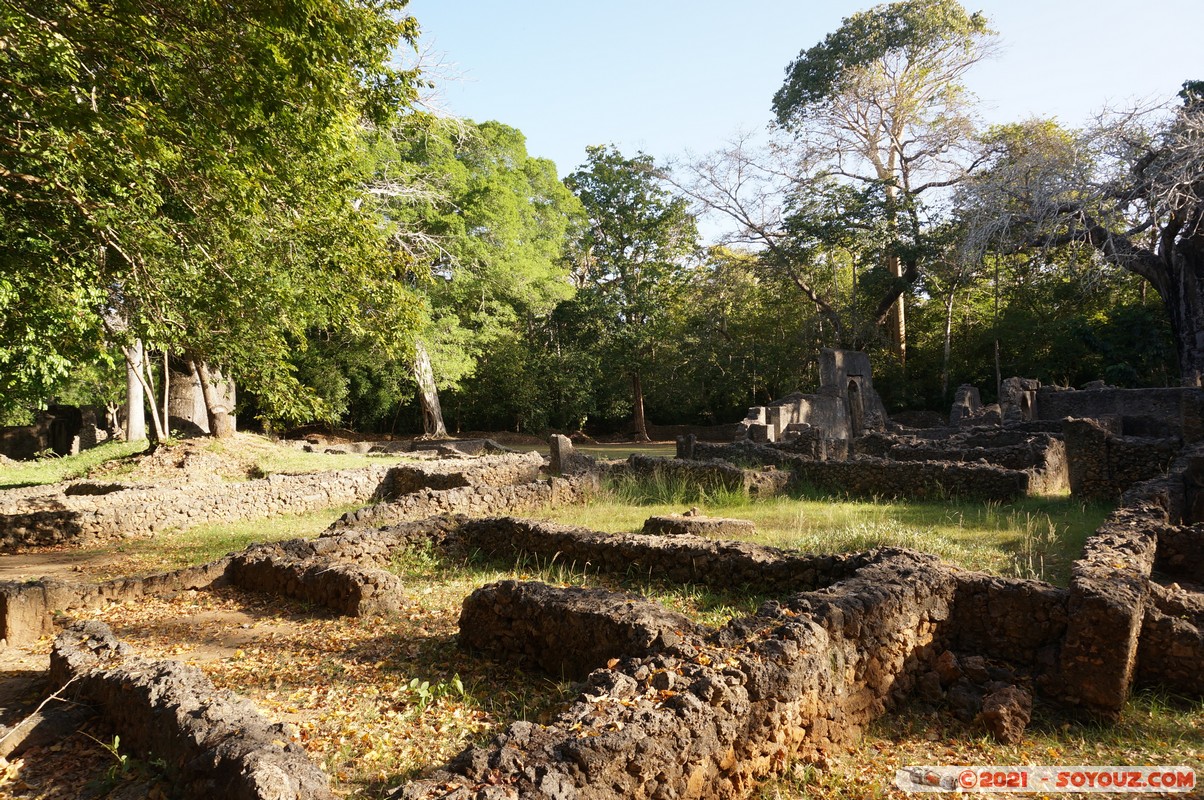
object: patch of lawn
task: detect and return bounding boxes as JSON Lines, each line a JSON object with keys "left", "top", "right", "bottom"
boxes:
{"left": 0, "top": 440, "right": 149, "bottom": 489}
{"left": 533, "top": 480, "right": 1112, "bottom": 586}
{"left": 84, "top": 504, "right": 361, "bottom": 581}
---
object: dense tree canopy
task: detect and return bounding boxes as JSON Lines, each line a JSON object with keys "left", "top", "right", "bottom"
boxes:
{"left": 0, "top": 0, "right": 1188, "bottom": 437}
{"left": 1, "top": 0, "right": 424, "bottom": 421}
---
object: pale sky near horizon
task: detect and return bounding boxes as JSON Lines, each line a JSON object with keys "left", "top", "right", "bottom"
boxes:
{"left": 405, "top": 1, "right": 1203, "bottom": 180}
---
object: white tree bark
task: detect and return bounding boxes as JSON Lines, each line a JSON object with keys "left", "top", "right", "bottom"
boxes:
{"left": 124, "top": 340, "right": 146, "bottom": 442}
{"left": 414, "top": 340, "right": 448, "bottom": 438}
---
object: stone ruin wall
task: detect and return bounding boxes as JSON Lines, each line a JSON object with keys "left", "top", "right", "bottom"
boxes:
{"left": 0, "top": 451, "right": 547, "bottom": 550}
{"left": 687, "top": 424, "right": 1069, "bottom": 501}
{"left": 8, "top": 422, "right": 1204, "bottom": 799}
{"left": 0, "top": 466, "right": 397, "bottom": 549}
{"left": 51, "top": 620, "right": 334, "bottom": 800}
{"left": 1062, "top": 418, "right": 1180, "bottom": 500}
{"left": 12, "top": 464, "right": 1204, "bottom": 800}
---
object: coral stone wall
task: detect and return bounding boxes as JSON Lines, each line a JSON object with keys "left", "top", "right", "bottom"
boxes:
{"left": 0, "top": 466, "right": 397, "bottom": 549}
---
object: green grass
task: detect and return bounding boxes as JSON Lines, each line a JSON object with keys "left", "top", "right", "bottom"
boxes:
{"left": 83, "top": 503, "right": 361, "bottom": 581}
{"left": 532, "top": 478, "right": 1112, "bottom": 587}
{"left": 0, "top": 440, "right": 149, "bottom": 488}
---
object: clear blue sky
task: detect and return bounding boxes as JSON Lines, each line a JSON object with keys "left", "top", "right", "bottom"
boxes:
{"left": 405, "top": 0, "right": 1203, "bottom": 177}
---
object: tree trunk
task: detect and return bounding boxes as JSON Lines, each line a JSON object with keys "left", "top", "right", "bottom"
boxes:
{"left": 193, "top": 360, "right": 236, "bottom": 439}
{"left": 885, "top": 252, "right": 907, "bottom": 362}
{"left": 631, "top": 372, "right": 650, "bottom": 442}
{"left": 1160, "top": 251, "right": 1204, "bottom": 387}
{"left": 414, "top": 340, "right": 448, "bottom": 438}
{"left": 941, "top": 288, "right": 956, "bottom": 399}
{"left": 124, "top": 340, "right": 146, "bottom": 442}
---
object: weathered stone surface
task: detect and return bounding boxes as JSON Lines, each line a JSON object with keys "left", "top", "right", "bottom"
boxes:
{"left": 642, "top": 514, "right": 756, "bottom": 538}
{"left": 978, "top": 686, "right": 1032, "bottom": 744}
{"left": 228, "top": 550, "right": 405, "bottom": 617}
{"left": 459, "top": 581, "right": 706, "bottom": 680}
{"left": 549, "top": 434, "right": 596, "bottom": 476}
{"left": 1063, "top": 418, "right": 1178, "bottom": 500}
{"left": 399, "top": 547, "right": 956, "bottom": 800}
{"left": 0, "top": 465, "right": 398, "bottom": 550}
{"left": 51, "top": 621, "right": 334, "bottom": 800}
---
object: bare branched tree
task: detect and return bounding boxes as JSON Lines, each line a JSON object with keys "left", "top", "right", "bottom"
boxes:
{"left": 960, "top": 88, "right": 1204, "bottom": 385}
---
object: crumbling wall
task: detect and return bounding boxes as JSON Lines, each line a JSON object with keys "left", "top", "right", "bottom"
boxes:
{"left": 399, "top": 549, "right": 956, "bottom": 800}
{"left": 227, "top": 547, "right": 406, "bottom": 616}
{"left": 619, "top": 454, "right": 789, "bottom": 497}
{"left": 0, "top": 466, "right": 398, "bottom": 549}
{"left": 1135, "top": 583, "right": 1204, "bottom": 696}
{"left": 1037, "top": 386, "right": 1204, "bottom": 442}
{"left": 793, "top": 456, "right": 1030, "bottom": 501}
{"left": 0, "top": 560, "right": 231, "bottom": 647}
{"left": 327, "top": 474, "right": 597, "bottom": 531}
{"left": 1063, "top": 418, "right": 1179, "bottom": 500}
{"left": 51, "top": 621, "right": 334, "bottom": 800}
{"left": 385, "top": 451, "right": 542, "bottom": 494}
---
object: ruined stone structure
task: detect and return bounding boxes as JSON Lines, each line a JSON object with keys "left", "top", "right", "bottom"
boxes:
{"left": 5, "top": 415, "right": 1204, "bottom": 799}
{"left": 0, "top": 405, "right": 99, "bottom": 460}
{"left": 52, "top": 621, "right": 333, "bottom": 800}
{"left": 0, "top": 451, "right": 549, "bottom": 550}
{"left": 736, "top": 349, "right": 887, "bottom": 447}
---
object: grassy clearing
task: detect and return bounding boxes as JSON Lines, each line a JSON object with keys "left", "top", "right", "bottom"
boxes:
{"left": 531, "top": 475, "right": 1110, "bottom": 587}
{"left": 79, "top": 504, "right": 363, "bottom": 582}
{"left": 0, "top": 440, "right": 148, "bottom": 489}
{"left": 202, "top": 434, "right": 412, "bottom": 477}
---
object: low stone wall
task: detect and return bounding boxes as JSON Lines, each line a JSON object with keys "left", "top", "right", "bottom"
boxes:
{"left": 399, "top": 549, "right": 956, "bottom": 800}
{"left": 327, "top": 475, "right": 597, "bottom": 532}
{"left": 1155, "top": 523, "right": 1204, "bottom": 583}
{"left": 447, "top": 517, "right": 873, "bottom": 593}
{"left": 619, "top": 454, "right": 790, "bottom": 498}
{"left": 793, "top": 456, "right": 1030, "bottom": 501}
{"left": 1063, "top": 418, "right": 1179, "bottom": 500}
{"left": 460, "top": 580, "right": 708, "bottom": 680}
{"left": 51, "top": 621, "right": 334, "bottom": 800}
{"left": 0, "top": 560, "right": 231, "bottom": 647}
{"left": 856, "top": 432, "right": 1068, "bottom": 494}
{"left": 384, "top": 451, "right": 542, "bottom": 495}
{"left": 227, "top": 547, "right": 406, "bottom": 617}
{"left": 1135, "top": 584, "right": 1204, "bottom": 696}
{"left": 0, "top": 465, "right": 398, "bottom": 550}
{"left": 949, "top": 574, "right": 1068, "bottom": 669}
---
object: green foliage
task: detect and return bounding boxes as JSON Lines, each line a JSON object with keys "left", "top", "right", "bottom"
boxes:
{"left": 773, "top": 0, "right": 993, "bottom": 125}
{"left": 1, "top": 0, "right": 425, "bottom": 420}
{"left": 563, "top": 145, "right": 699, "bottom": 431}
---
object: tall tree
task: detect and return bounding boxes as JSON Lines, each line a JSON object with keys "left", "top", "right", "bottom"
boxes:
{"left": 962, "top": 87, "right": 1204, "bottom": 385}
{"left": 772, "top": 0, "right": 996, "bottom": 361}
{"left": 329, "top": 118, "right": 583, "bottom": 434}
{"left": 0, "top": 0, "right": 424, "bottom": 426}
{"left": 566, "top": 146, "right": 698, "bottom": 440}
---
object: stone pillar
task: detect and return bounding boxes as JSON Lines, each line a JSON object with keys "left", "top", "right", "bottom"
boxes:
{"left": 675, "top": 434, "right": 696, "bottom": 460}
{"left": 549, "top": 434, "right": 573, "bottom": 475}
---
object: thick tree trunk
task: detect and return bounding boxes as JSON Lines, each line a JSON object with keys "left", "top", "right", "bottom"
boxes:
{"left": 124, "top": 340, "right": 146, "bottom": 442}
{"left": 414, "top": 340, "right": 448, "bottom": 438}
{"left": 1161, "top": 251, "right": 1204, "bottom": 387}
{"left": 631, "top": 372, "right": 649, "bottom": 442}
{"left": 193, "top": 361, "right": 236, "bottom": 439}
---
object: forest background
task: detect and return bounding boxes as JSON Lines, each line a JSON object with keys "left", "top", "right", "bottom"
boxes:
{"left": 3, "top": 0, "right": 1201, "bottom": 440}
